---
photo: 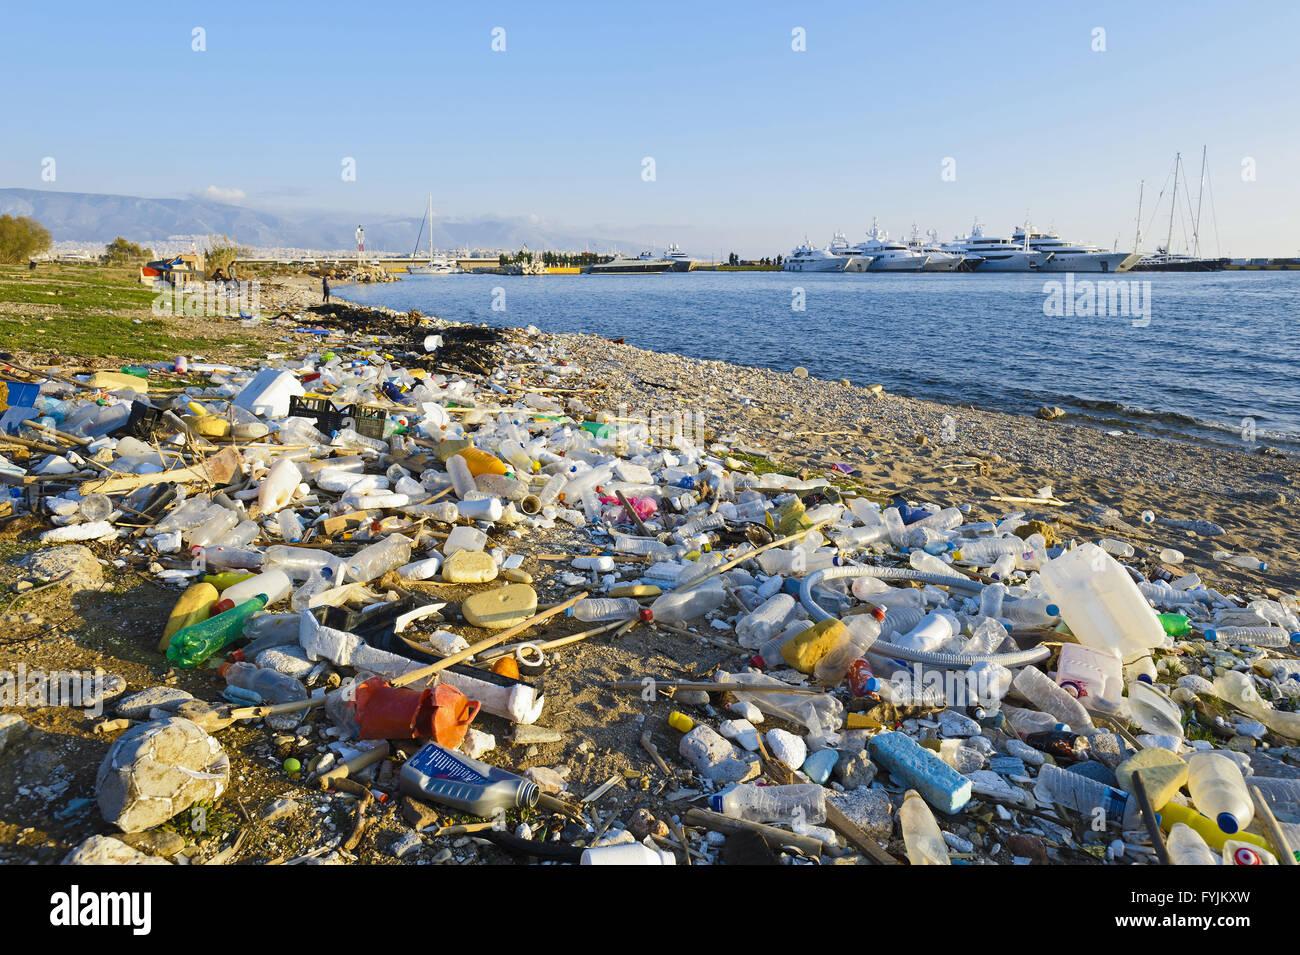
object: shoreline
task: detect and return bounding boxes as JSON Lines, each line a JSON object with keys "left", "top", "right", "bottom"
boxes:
{"left": 306, "top": 276, "right": 1299, "bottom": 593}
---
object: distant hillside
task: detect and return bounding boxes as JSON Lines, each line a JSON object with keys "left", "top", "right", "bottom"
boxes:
{"left": 0, "top": 188, "right": 646, "bottom": 253}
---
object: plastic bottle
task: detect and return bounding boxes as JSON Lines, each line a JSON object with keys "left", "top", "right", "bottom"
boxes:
{"left": 77, "top": 493, "right": 113, "bottom": 522}
{"left": 893, "top": 610, "right": 960, "bottom": 654}
{"left": 572, "top": 597, "right": 643, "bottom": 622}
{"left": 612, "top": 534, "right": 672, "bottom": 559}
{"left": 398, "top": 742, "right": 539, "bottom": 815}
{"left": 1037, "top": 764, "right": 1137, "bottom": 828}
{"left": 813, "top": 615, "right": 881, "bottom": 685}
{"left": 581, "top": 843, "right": 676, "bottom": 865}
{"left": 989, "top": 553, "right": 1017, "bottom": 580}
{"left": 1213, "top": 550, "right": 1267, "bottom": 572}
{"left": 166, "top": 594, "right": 268, "bottom": 667}
{"left": 193, "top": 545, "right": 263, "bottom": 571}
{"left": 1204, "top": 625, "right": 1294, "bottom": 648}
{"left": 1186, "top": 752, "right": 1253, "bottom": 834}
{"left": 1013, "top": 665, "right": 1093, "bottom": 729}
{"left": 979, "top": 582, "right": 1006, "bottom": 620}
{"left": 277, "top": 509, "right": 304, "bottom": 543}
{"left": 1159, "top": 548, "right": 1185, "bottom": 564}
{"left": 291, "top": 566, "right": 334, "bottom": 612}
{"left": 456, "top": 497, "right": 503, "bottom": 522}
{"left": 1157, "top": 802, "right": 1275, "bottom": 855}
{"left": 736, "top": 593, "right": 796, "bottom": 648}
{"left": 263, "top": 545, "right": 344, "bottom": 580}
{"left": 1166, "top": 823, "right": 1220, "bottom": 865}
{"left": 710, "top": 783, "right": 827, "bottom": 826}
{"left": 1099, "top": 538, "right": 1135, "bottom": 558}
{"left": 220, "top": 569, "right": 292, "bottom": 608}
{"left": 345, "top": 534, "right": 413, "bottom": 583}
{"left": 447, "top": 453, "right": 477, "bottom": 499}
{"left": 899, "top": 790, "right": 952, "bottom": 865}
{"left": 909, "top": 550, "right": 964, "bottom": 579}
{"left": 185, "top": 509, "right": 238, "bottom": 548}
{"left": 647, "top": 583, "right": 726, "bottom": 624}
{"left": 952, "top": 537, "right": 1023, "bottom": 565}
{"left": 1039, "top": 543, "right": 1166, "bottom": 659}
{"left": 220, "top": 661, "right": 307, "bottom": 704}
{"left": 1000, "top": 597, "right": 1060, "bottom": 628}
{"left": 258, "top": 457, "right": 302, "bottom": 515}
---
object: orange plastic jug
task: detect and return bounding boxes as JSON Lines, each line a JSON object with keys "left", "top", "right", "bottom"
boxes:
{"left": 354, "top": 678, "right": 479, "bottom": 749}
{"left": 456, "top": 447, "right": 508, "bottom": 477}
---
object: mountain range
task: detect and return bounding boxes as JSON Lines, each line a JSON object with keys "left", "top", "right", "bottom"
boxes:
{"left": 0, "top": 188, "right": 647, "bottom": 254}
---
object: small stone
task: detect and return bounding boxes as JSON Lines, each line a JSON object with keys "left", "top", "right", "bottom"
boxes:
{"left": 938, "top": 709, "right": 981, "bottom": 738}
{"left": 431, "top": 847, "right": 453, "bottom": 864}
{"left": 792, "top": 366, "right": 808, "bottom": 379}
{"left": 442, "top": 550, "right": 498, "bottom": 584}
{"left": 261, "top": 797, "right": 299, "bottom": 824}
{"left": 679, "top": 725, "right": 759, "bottom": 783}
{"left": 120, "top": 828, "right": 186, "bottom": 858}
{"left": 63, "top": 834, "right": 171, "bottom": 866}
{"left": 628, "top": 808, "right": 669, "bottom": 840}
{"left": 675, "top": 689, "right": 710, "bottom": 706}
{"left": 835, "top": 750, "right": 877, "bottom": 789}
{"left": 461, "top": 583, "right": 537, "bottom": 629}
{"left": 826, "top": 788, "right": 892, "bottom": 839}
{"left": 389, "top": 829, "right": 423, "bottom": 859}
{"left": 0, "top": 714, "right": 29, "bottom": 759}
{"left": 765, "top": 728, "right": 807, "bottom": 770}
{"left": 728, "top": 700, "right": 763, "bottom": 723}
{"left": 512, "top": 724, "right": 562, "bottom": 745}
{"left": 1007, "top": 833, "right": 1047, "bottom": 863}
{"left": 802, "top": 748, "right": 839, "bottom": 784}
{"left": 402, "top": 797, "right": 440, "bottom": 830}
{"left": 461, "top": 728, "right": 496, "bottom": 758}
{"left": 1036, "top": 405, "right": 1065, "bottom": 420}
{"left": 523, "top": 766, "right": 567, "bottom": 794}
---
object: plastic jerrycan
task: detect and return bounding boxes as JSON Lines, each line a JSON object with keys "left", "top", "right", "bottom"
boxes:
{"left": 1039, "top": 543, "right": 1165, "bottom": 660}
{"left": 399, "top": 742, "right": 539, "bottom": 815}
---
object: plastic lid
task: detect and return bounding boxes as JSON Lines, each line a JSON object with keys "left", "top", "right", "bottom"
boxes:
{"left": 1290, "top": 633, "right": 1300, "bottom": 645}
{"left": 1136, "top": 673, "right": 1154, "bottom": 685}
{"left": 1204, "top": 630, "right": 1219, "bottom": 642}
{"left": 1217, "top": 812, "right": 1240, "bottom": 834}
{"left": 864, "top": 677, "right": 882, "bottom": 693}
{"left": 1045, "top": 604, "right": 1060, "bottom": 617}
{"left": 709, "top": 793, "right": 724, "bottom": 812}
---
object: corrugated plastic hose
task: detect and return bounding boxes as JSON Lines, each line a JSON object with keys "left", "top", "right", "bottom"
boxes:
{"left": 800, "top": 565, "right": 1052, "bottom": 670}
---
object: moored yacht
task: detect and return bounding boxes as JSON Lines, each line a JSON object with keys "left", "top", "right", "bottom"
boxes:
{"left": 664, "top": 243, "right": 696, "bottom": 272}
{"left": 944, "top": 221, "right": 1046, "bottom": 271}
{"left": 851, "top": 218, "right": 929, "bottom": 271}
{"left": 905, "top": 225, "right": 970, "bottom": 272}
{"left": 1010, "top": 226, "right": 1139, "bottom": 273}
{"left": 783, "top": 239, "right": 853, "bottom": 272}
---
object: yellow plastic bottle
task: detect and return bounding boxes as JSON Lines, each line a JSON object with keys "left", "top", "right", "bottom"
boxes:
{"left": 456, "top": 448, "right": 508, "bottom": 477}
{"left": 202, "top": 572, "right": 256, "bottom": 591}
{"left": 157, "top": 582, "right": 219, "bottom": 652}
{"left": 1157, "top": 801, "right": 1279, "bottom": 856}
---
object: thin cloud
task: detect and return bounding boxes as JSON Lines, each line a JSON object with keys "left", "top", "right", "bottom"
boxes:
{"left": 198, "top": 185, "right": 247, "bottom": 203}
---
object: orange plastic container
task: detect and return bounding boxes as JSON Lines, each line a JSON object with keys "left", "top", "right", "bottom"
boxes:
{"left": 456, "top": 447, "right": 508, "bottom": 477}
{"left": 354, "top": 678, "right": 479, "bottom": 749}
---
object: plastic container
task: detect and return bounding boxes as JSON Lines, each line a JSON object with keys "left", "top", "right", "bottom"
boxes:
{"left": 868, "top": 731, "right": 971, "bottom": 815}
{"left": 456, "top": 497, "right": 503, "bottom": 522}
{"left": 220, "top": 569, "right": 292, "bottom": 608}
{"left": 736, "top": 594, "right": 797, "bottom": 648}
{"left": 572, "top": 597, "right": 643, "bottom": 622}
{"left": 447, "top": 453, "right": 476, "bottom": 499}
{"left": 259, "top": 457, "right": 302, "bottom": 515}
{"left": 263, "top": 545, "right": 344, "bottom": 580}
{"left": 899, "top": 789, "right": 951, "bottom": 865}
{"left": 1186, "top": 752, "right": 1253, "bottom": 834}
{"left": 581, "top": 843, "right": 676, "bottom": 865}
{"left": 647, "top": 583, "right": 726, "bottom": 624}
{"left": 1166, "top": 823, "right": 1220, "bottom": 865}
{"left": 345, "top": 534, "right": 412, "bottom": 584}
{"left": 166, "top": 595, "right": 268, "bottom": 667}
{"left": 233, "top": 368, "right": 305, "bottom": 418}
{"left": 1125, "top": 679, "right": 1184, "bottom": 738}
{"left": 398, "top": 742, "right": 539, "bottom": 816}
{"left": 710, "top": 783, "right": 827, "bottom": 826}
{"left": 1055, "top": 643, "right": 1123, "bottom": 712}
{"left": 1157, "top": 802, "right": 1275, "bottom": 855}
{"left": 1037, "top": 763, "right": 1138, "bottom": 828}
{"left": 220, "top": 661, "right": 307, "bottom": 705}
{"left": 1039, "top": 543, "right": 1166, "bottom": 660}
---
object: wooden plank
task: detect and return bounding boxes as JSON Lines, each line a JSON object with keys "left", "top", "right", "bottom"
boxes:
{"left": 80, "top": 446, "right": 242, "bottom": 495}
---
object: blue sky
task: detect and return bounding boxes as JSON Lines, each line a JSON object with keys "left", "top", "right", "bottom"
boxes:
{"left": 2, "top": 0, "right": 1296, "bottom": 256}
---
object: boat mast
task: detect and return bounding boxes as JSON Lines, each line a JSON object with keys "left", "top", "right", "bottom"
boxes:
{"left": 1165, "top": 152, "right": 1180, "bottom": 257}
{"left": 427, "top": 195, "right": 434, "bottom": 265}
{"left": 1134, "top": 180, "right": 1145, "bottom": 255}
{"left": 1192, "top": 146, "right": 1207, "bottom": 259}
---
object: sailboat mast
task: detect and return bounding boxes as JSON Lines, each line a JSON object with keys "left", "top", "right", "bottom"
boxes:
{"left": 427, "top": 195, "right": 434, "bottom": 265}
{"left": 1165, "top": 152, "right": 1180, "bottom": 256}
{"left": 1134, "top": 180, "right": 1145, "bottom": 255}
{"left": 1193, "top": 146, "right": 1207, "bottom": 259}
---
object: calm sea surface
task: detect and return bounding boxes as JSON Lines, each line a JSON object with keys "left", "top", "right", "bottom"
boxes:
{"left": 337, "top": 270, "right": 1300, "bottom": 453}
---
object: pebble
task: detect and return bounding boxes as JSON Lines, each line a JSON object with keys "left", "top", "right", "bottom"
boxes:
{"left": 765, "top": 728, "right": 807, "bottom": 770}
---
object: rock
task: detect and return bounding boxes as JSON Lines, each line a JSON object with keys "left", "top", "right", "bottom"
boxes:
{"left": 1036, "top": 406, "right": 1065, "bottom": 420}
{"left": 512, "top": 724, "right": 562, "bottom": 745}
{"left": 431, "top": 847, "right": 453, "bottom": 864}
{"left": 96, "top": 717, "right": 230, "bottom": 833}
{"left": 116, "top": 686, "right": 195, "bottom": 720}
{"left": 675, "top": 689, "right": 710, "bottom": 706}
{"left": 835, "top": 750, "right": 877, "bottom": 789}
{"left": 826, "top": 788, "right": 893, "bottom": 839}
{"left": 255, "top": 646, "right": 314, "bottom": 679}
{"left": 719, "top": 719, "right": 760, "bottom": 751}
{"left": 461, "top": 583, "right": 537, "bottom": 629}
{"left": 261, "top": 796, "right": 299, "bottom": 824}
{"left": 62, "top": 834, "right": 171, "bottom": 865}
{"left": 802, "top": 748, "right": 839, "bottom": 784}
{"left": 18, "top": 545, "right": 104, "bottom": 597}
{"left": 765, "top": 728, "right": 807, "bottom": 770}
{"left": 461, "top": 728, "right": 496, "bottom": 758}
{"left": 120, "top": 828, "right": 186, "bottom": 858}
{"left": 679, "top": 725, "right": 759, "bottom": 783}
{"left": 1007, "top": 833, "right": 1048, "bottom": 864}
{"left": 402, "top": 796, "right": 440, "bottom": 830}
{"left": 389, "top": 829, "right": 423, "bottom": 859}
{"left": 442, "top": 550, "right": 498, "bottom": 584}
{"left": 0, "top": 714, "right": 29, "bottom": 759}
{"left": 938, "top": 709, "right": 981, "bottom": 738}
{"left": 523, "top": 766, "right": 568, "bottom": 794}
{"left": 628, "top": 808, "right": 669, "bottom": 840}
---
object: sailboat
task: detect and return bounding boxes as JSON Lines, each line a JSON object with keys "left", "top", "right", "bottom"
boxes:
{"left": 407, "top": 195, "right": 462, "bottom": 274}
{"left": 1131, "top": 149, "right": 1229, "bottom": 272}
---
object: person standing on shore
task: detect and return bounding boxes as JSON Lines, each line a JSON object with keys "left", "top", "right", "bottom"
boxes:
{"left": 322, "top": 274, "right": 330, "bottom": 304}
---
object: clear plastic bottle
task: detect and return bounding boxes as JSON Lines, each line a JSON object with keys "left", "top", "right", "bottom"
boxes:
{"left": 612, "top": 534, "right": 672, "bottom": 559}
{"left": 736, "top": 594, "right": 796, "bottom": 648}
{"left": 909, "top": 550, "right": 964, "bottom": 579}
{"left": 78, "top": 493, "right": 113, "bottom": 522}
{"left": 1013, "top": 665, "right": 1093, "bottom": 729}
{"left": 952, "top": 536, "right": 1023, "bottom": 565}
{"left": 447, "top": 453, "right": 477, "bottom": 499}
{"left": 1212, "top": 550, "right": 1267, "bottom": 572}
{"left": 1099, "top": 538, "right": 1135, "bottom": 558}
{"left": 710, "top": 783, "right": 827, "bottom": 826}
{"left": 220, "top": 661, "right": 307, "bottom": 705}
{"left": 1000, "top": 597, "right": 1060, "bottom": 628}
{"left": 277, "top": 509, "right": 304, "bottom": 542}
{"left": 193, "top": 544, "right": 263, "bottom": 571}
{"left": 813, "top": 615, "right": 881, "bottom": 685}
{"left": 989, "top": 553, "right": 1017, "bottom": 580}
{"left": 185, "top": 509, "right": 238, "bottom": 548}
{"left": 1186, "top": 752, "right": 1254, "bottom": 835}
{"left": 572, "top": 597, "right": 643, "bottom": 622}
{"left": 1204, "top": 625, "right": 1294, "bottom": 648}
{"left": 647, "top": 583, "right": 726, "bottom": 624}
{"left": 263, "top": 545, "right": 344, "bottom": 580}
{"left": 899, "top": 789, "right": 952, "bottom": 865}
{"left": 1166, "top": 823, "right": 1220, "bottom": 866}
{"left": 291, "top": 566, "right": 335, "bottom": 612}
{"left": 344, "top": 534, "right": 413, "bottom": 583}
{"left": 1037, "top": 764, "right": 1136, "bottom": 828}
{"left": 979, "top": 582, "right": 1006, "bottom": 620}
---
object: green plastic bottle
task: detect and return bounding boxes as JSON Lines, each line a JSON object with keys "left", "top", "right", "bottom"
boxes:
{"left": 1158, "top": 613, "right": 1191, "bottom": 637}
{"left": 121, "top": 365, "right": 150, "bottom": 378}
{"left": 166, "top": 594, "right": 268, "bottom": 668}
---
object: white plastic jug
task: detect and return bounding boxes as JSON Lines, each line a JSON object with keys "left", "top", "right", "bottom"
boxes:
{"left": 1056, "top": 643, "right": 1124, "bottom": 712}
{"left": 259, "top": 457, "right": 302, "bottom": 515}
{"left": 233, "top": 368, "right": 305, "bottom": 419}
{"left": 1039, "top": 543, "right": 1165, "bottom": 660}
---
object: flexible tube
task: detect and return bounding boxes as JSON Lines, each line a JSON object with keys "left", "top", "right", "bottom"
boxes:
{"left": 799, "top": 566, "right": 1052, "bottom": 670}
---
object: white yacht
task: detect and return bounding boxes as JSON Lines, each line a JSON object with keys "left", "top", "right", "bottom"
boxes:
{"left": 1010, "top": 226, "right": 1139, "bottom": 273}
{"left": 851, "top": 218, "right": 929, "bottom": 271}
{"left": 944, "top": 221, "right": 1046, "bottom": 271}
{"left": 408, "top": 195, "right": 463, "bottom": 274}
{"left": 783, "top": 239, "right": 852, "bottom": 272}
{"left": 663, "top": 243, "right": 696, "bottom": 272}
{"left": 905, "top": 225, "right": 971, "bottom": 272}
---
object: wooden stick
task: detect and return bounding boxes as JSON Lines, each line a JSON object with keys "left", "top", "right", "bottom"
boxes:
{"left": 388, "top": 591, "right": 588, "bottom": 687}
{"left": 316, "top": 742, "right": 391, "bottom": 789}
{"left": 1129, "top": 771, "right": 1170, "bottom": 865}
{"left": 1249, "top": 785, "right": 1296, "bottom": 865}
{"left": 614, "top": 488, "right": 652, "bottom": 536}
{"left": 671, "top": 520, "right": 831, "bottom": 593}
{"left": 683, "top": 807, "right": 824, "bottom": 855}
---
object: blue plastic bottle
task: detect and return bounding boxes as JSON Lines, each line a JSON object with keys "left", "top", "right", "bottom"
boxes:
{"left": 399, "top": 743, "right": 539, "bottom": 816}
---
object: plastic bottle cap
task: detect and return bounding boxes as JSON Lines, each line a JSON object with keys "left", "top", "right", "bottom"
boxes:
{"left": 1045, "top": 604, "right": 1060, "bottom": 617}
{"left": 709, "top": 793, "right": 724, "bottom": 812}
{"left": 1136, "top": 673, "right": 1154, "bottom": 685}
{"left": 1290, "top": 633, "right": 1300, "bottom": 645}
{"left": 1204, "top": 630, "right": 1218, "bottom": 642}
{"left": 638, "top": 608, "right": 654, "bottom": 623}
{"left": 1217, "top": 812, "right": 1239, "bottom": 834}
{"left": 864, "top": 677, "right": 882, "bottom": 693}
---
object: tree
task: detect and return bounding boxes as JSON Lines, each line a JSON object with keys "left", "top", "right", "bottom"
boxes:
{"left": 204, "top": 234, "right": 246, "bottom": 277}
{"left": 104, "top": 236, "right": 154, "bottom": 264}
{"left": 0, "top": 215, "right": 52, "bottom": 264}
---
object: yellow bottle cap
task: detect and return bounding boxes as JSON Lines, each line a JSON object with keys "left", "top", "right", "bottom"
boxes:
{"left": 667, "top": 711, "right": 694, "bottom": 733}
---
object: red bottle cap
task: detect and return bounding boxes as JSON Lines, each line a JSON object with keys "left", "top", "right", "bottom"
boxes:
{"left": 228, "top": 649, "right": 245, "bottom": 663}
{"left": 210, "top": 598, "right": 235, "bottom": 616}
{"left": 638, "top": 608, "right": 654, "bottom": 623}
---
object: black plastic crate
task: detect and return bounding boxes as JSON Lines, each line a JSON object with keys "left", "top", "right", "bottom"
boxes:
{"left": 288, "top": 394, "right": 349, "bottom": 436}
{"left": 109, "top": 401, "right": 168, "bottom": 441}
{"left": 350, "top": 402, "right": 389, "bottom": 440}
